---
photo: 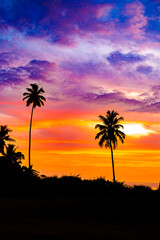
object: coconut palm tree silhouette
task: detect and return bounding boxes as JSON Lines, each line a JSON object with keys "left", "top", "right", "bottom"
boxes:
{"left": 0, "top": 125, "right": 15, "bottom": 154}
{"left": 95, "top": 110, "right": 125, "bottom": 182}
{"left": 23, "top": 83, "right": 46, "bottom": 169}
{"left": 3, "top": 144, "right": 25, "bottom": 164}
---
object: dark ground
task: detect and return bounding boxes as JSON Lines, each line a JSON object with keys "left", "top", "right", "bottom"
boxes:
{"left": 1, "top": 180, "right": 160, "bottom": 240}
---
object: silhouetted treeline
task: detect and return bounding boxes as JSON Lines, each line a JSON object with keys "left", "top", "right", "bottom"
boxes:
{"left": 0, "top": 162, "right": 159, "bottom": 198}
{"left": 0, "top": 124, "right": 159, "bottom": 199}
{"left": 1, "top": 129, "right": 160, "bottom": 240}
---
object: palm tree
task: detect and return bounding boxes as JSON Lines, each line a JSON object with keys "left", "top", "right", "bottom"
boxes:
{"left": 23, "top": 83, "right": 46, "bottom": 169}
{"left": 4, "top": 144, "right": 24, "bottom": 164}
{"left": 95, "top": 110, "right": 126, "bottom": 182}
{"left": 0, "top": 125, "right": 15, "bottom": 155}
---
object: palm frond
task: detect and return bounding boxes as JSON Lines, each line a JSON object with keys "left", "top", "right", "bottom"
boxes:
{"left": 37, "top": 88, "right": 45, "bottom": 94}
{"left": 95, "top": 130, "right": 106, "bottom": 139}
{"left": 38, "top": 95, "right": 46, "bottom": 101}
{"left": 98, "top": 115, "right": 108, "bottom": 125}
{"left": 39, "top": 99, "right": 44, "bottom": 106}
{"left": 23, "top": 96, "right": 30, "bottom": 101}
{"left": 95, "top": 124, "right": 107, "bottom": 130}
{"left": 112, "top": 138, "right": 118, "bottom": 149}
{"left": 4, "top": 136, "right": 15, "bottom": 142}
{"left": 116, "top": 131, "right": 125, "bottom": 144}
{"left": 0, "top": 126, "right": 15, "bottom": 154}
{"left": 26, "top": 88, "right": 33, "bottom": 93}
{"left": 23, "top": 92, "right": 30, "bottom": 96}
{"left": 26, "top": 98, "right": 32, "bottom": 106}
{"left": 107, "top": 110, "right": 119, "bottom": 118}
{"left": 113, "top": 116, "right": 124, "bottom": 124}
{"left": 116, "top": 130, "right": 126, "bottom": 139}
{"left": 104, "top": 139, "right": 110, "bottom": 148}
{"left": 114, "top": 124, "right": 124, "bottom": 129}
{"left": 31, "top": 83, "right": 38, "bottom": 92}
{"left": 98, "top": 133, "right": 107, "bottom": 147}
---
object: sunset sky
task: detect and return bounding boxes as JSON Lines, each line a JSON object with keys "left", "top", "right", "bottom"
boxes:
{"left": 1, "top": 0, "right": 160, "bottom": 186}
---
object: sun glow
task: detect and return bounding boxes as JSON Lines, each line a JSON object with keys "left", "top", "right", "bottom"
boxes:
{"left": 88, "top": 120, "right": 155, "bottom": 138}
{"left": 123, "top": 123, "right": 155, "bottom": 137}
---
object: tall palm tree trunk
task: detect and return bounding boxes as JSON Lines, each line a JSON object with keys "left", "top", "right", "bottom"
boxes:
{"left": 110, "top": 141, "right": 115, "bottom": 182}
{"left": 29, "top": 105, "right": 34, "bottom": 169}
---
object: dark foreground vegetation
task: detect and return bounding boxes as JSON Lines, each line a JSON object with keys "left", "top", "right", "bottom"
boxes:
{"left": 1, "top": 124, "right": 160, "bottom": 239}
{"left": 1, "top": 159, "right": 160, "bottom": 240}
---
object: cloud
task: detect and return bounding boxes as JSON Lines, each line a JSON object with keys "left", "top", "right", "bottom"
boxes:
{"left": 0, "top": 52, "right": 19, "bottom": 67}
{"left": 61, "top": 60, "right": 108, "bottom": 78}
{"left": 78, "top": 87, "right": 160, "bottom": 114}
{"left": 123, "top": 1, "right": 148, "bottom": 39}
{"left": 129, "top": 85, "right": 160, "bottom": 112}
{"left": 0, "top": 0, "right": 160, "bottom": 49}
{"left": 107, "top": 51, "right": 145, "bottom": 65}
{"left": 136, "top": 65, "right": 153, "bottom": 74}
{"left": 81, "top": 90, "right": 144, "bottom": 108}
{"left": 48, "top": 97, "right": 62, "bottom": 102}
{"left": 0, "top": 0, "right": 151, "bottom": 47}
{"left": 133, "top": 102, "right": 160, "bottom": 113}
{"left": 0, "top": 67, "right": 28, "bottom": 85}
{"left": 21, "top": 59, "right": 56, "bottom": 80}
{"left": 0, "top": 59, "right": 56, "bottom": 85}
{"left": 0, "top": 0, "right": 114, "bottom": 45}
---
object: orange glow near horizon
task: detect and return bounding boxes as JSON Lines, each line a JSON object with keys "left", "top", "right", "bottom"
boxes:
{"left": 6, "top": 110, "right": 160, "bottom": 187}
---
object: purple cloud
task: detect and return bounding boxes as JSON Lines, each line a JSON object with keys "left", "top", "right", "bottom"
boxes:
{"left": 128, "top": 85, "right": 160, "bottom": 112}
{"left": 151, "top": 85, "right": 160, "bottom": 92}
{"left": 0, "top": 0, "right": 160, "bottom": 49}
{"left": 132, "top": 102, "right": 160, "bottom": 113}
{"left": 0, "top": 58, "right": 8, "bottom": 67}
{"left": 61, "top": 60, "right": 107, "bottom": 78}
{"left": 107, "top": 51, "right": 145, "bottom": 65}
{"left": 123, "top": 1, "right": 147, "bottom": 39}
{"left": 81, "top": 91, "right": 144, "bottom": 108}
{"left": 21, "top": 59, "right": 55, "bottom": 80}
{"left": 0, "top": 59, "right": 56, "bottom": 85}
{"left": 0, "top": 67, "right": 26, "bottom": 85}
{"left": 48, "top": 97, "right": 62, "bottom": 102}
{"left": 0, "top": 0, "right": 114, "bottom": 46}
{"left": 79, "top": 89, "right": 160, "bottom": 113}
{"left": 137, "top": 65, "right": 152, "bottom": 74}
{"left": 0, "top": 52, "right": 19, "bottom": 68}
